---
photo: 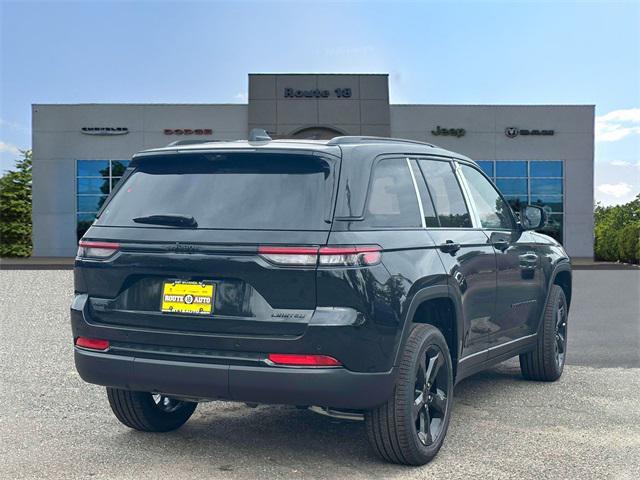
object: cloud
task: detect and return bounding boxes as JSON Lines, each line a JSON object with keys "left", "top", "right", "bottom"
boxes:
{"left": 597, "top": 182, "right": 634, "bottom": 198}
{"left": 0, "top": 141, "right": 21, "bottom": 157}
{"left": 610, "top": 160, "right": 640, "bottom": 168}
{"left": 233, "top": 92, "right": 248, "bottom": 103}
{"left": 595, "top": 108, "right": 640, "bottom": 142}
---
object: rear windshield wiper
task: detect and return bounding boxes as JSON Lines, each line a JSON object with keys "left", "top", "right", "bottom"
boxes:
{"left": 132, "top": 214, "right": 198, "bottom": 228}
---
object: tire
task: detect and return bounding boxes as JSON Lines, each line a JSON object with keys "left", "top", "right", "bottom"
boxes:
{"left": 365, "top": 324, "right": 454, "bottom": 465}
{"left": 519, "top": 284, "right": 568, "bottom": 382}
{"left": 106, "top": 388, "right": 197, "bottom": 432}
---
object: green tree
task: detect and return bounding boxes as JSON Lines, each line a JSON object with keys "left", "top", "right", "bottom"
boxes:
{"left": 0, "top": 149, "right": 32, "bottom": 257}
{"left": 594, "top": 194, "right": 640, "bottom": 263}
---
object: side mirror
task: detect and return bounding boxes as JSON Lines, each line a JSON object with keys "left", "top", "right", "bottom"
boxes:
{"left": 519, "top": 205, "right": 546, "bottom": 230}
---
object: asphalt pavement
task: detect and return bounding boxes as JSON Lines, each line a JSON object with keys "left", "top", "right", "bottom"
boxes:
{"left": 1, "top": 269, "right": 638, "bottom": 479}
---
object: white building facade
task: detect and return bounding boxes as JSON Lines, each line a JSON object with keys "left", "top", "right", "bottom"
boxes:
{"left": 32, "top": 73, "right": 594, "bottom": 258}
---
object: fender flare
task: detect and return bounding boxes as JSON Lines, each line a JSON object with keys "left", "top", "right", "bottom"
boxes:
{"left": 391, "top": 284, "right": 464, "bottom": 368}
{"left": 535, "top": 260, "right": 572, "bottom": 333}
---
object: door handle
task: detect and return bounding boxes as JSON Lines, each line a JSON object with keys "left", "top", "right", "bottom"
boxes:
{"left": 439, "top": 240, "right": 461, "bottom": 254}
{"left": 493, "top": 240, "right": 510, "bottom": 251}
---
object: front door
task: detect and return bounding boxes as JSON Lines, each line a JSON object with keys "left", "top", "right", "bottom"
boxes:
{"left": 458, "top": 164, "right": 543, "bottom": 348}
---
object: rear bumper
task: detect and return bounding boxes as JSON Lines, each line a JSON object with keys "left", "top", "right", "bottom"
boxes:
{"left": 74, "top": 347, "right": 395, "bottom": 409}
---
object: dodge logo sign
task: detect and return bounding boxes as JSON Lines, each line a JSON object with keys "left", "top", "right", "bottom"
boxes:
{"left": 164, "top": 129, "right": 213, "bottom": 135}
{"left": 505, "top": 127, "right": 554, "bottom": 138}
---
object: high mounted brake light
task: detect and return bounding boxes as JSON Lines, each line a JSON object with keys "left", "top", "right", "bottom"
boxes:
{"left": 258, "top": 245, "right": 381, "bottom": 267}
{"left": 77, "top": 240, "right": 120, "bottom": 259}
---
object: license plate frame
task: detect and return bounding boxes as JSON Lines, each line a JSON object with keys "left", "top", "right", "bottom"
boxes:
{"left": 160, "top": 280, "right": 215, "bottom": 316}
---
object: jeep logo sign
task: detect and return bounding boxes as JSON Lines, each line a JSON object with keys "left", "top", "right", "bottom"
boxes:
{"left": 431, "top": 126, "right": 466, "bottom": 138}
{"left": 505, "top": 127, "right": 554, "bottom": 138}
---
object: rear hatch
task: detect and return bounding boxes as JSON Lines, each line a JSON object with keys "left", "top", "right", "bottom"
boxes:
{"left": 76, "top": 149, "right": 339, "bottom": 337}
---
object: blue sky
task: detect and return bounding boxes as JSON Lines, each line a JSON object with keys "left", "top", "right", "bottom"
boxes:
{"left": 1, "top": 0, "right": 638, "bottom": 205}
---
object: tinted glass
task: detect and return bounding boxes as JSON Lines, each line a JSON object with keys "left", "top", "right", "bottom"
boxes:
{"left": 461, "top": 165, "right": 514, "bottom": 230}
{"left": 538, "top": 213, "right": 563, "bottom": 243}
{"left": 418, "top": 160, "right": 472, "bottom": 228}
{"left": 362, "top": 158, "right": 421, "bottom": 228}
{"left": 496, "top": 161, "right": 527, "bottom": 177}
{"left": 531, "top": 178, "right": 563, "bottom": 195}
{"left": 96, "top": 153, "right": 336, "bottom": 231}
{"left": 503, "top": 195, "right": 528, "bottom": 215}
{"left": 409, "top": 160, "right": 439, "bottom": 227}
{"left": 77, "top": 195, "right": 107, "bottom": 213}
{"left": 77, "top": 177, "right": 110, "bottom": 195}
{"left": 77, "top": 213, "right": 96, "bottom": 240}
{"left": 530, "top": 161, "right": 562, "bottom": 177}
{"left": 496, "top": 178, "right": 528, "bottom": 195}
{"left": 77, "top": 160, "right": 109, "bottom": 177}
{"left": 111, "top": 160, "right": 130, "bottom": 177}
{"left": 531, "top": 195, "right": 563, "bottom": 213}
{"left": 476, "top": 161, "right": 494, "bottom": 177}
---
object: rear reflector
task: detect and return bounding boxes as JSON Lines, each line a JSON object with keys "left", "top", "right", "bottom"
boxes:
{"left": 267, "top": 353, "right": 342, "bottom": 367}
{"left": 258, "top": 245, "right": 381, "bottom": 267}
{"left": 77, "top": 240, "right": 120, "bottom": 259}
{"left": 75, "top": 337, "right": 110, "bottom": 351}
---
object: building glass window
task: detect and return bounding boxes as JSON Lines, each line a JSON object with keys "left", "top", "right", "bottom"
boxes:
{"left": 477, "top": 160, "right": 564, "bottom": 243}
{"left": 76, "top": 159, "right": 130, "bottom": 240}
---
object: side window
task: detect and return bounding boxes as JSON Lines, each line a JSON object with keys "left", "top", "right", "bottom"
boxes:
{"left": 409, "top": 160, "right": 439, "bottom": 227}
{"left": 417, "top": 159, "right": 472, "bottom": 228}
{"left": 460, "top": 164, "right": 514, "bottom": 230}
{"left": 362, "top": 158, "right": 421, "bottom": 228}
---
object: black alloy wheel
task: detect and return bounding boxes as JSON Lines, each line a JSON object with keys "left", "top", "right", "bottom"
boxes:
{"left": 414, "top": 344, "right": 449, "bottom": 446}
{"left": 366, "top": 324, "right": 453, "bottom": 465}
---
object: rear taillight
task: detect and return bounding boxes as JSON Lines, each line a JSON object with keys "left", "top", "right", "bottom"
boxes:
{"left": 257, "top": 246, "right": 318, "bottom": 266}
{"left": 77, "top": 240, "right": 120, "bottom": 259}
{"left": 318, "top": 246, "right": 381, "bottom": 266}
{"left": 75, "top": 337, "right": 110, "bottom": 351}
{"left": 258, "top": 245, "right": 381, "bottom": 267}
{"left": 267, "top": 353, "right": 342, "bottom": 367}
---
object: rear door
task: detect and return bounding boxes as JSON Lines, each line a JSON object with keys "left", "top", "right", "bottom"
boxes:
{"left": 415, "top": 158, "right": 497, "bottom": 362}
{"left": 77, "top": 150, "right": 338, "bottom": 337}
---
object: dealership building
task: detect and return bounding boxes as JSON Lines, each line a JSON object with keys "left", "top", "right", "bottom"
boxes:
{"left": 32, "top": 73, "right": 595, "bottom": 258}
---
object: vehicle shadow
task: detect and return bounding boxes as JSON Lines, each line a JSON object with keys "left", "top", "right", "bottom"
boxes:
{"left": 101, "top": 362, "right": 527, "bottom": 477}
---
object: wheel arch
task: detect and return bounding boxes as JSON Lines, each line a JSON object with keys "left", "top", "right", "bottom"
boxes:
{"left": 395, "top": 285, "right": 463, "bottom": 378}
{"left": 553, "top": 268, "right": 572, "bottom": 309}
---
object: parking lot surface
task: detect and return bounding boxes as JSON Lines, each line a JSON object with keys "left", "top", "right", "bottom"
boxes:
{"left": 1, "top": 269, "right": 639, "bottom": 479}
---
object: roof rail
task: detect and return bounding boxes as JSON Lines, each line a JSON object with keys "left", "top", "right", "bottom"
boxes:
{"left": 166, "top": 139, "right": 219, "bottom": 147}
{"left": 327, "top": 136, "right": 437, "bottom": 148}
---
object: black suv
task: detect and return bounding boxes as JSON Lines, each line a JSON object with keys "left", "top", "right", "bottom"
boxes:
{"left": 72, "top": 135, "right": 571, "bottom": 465}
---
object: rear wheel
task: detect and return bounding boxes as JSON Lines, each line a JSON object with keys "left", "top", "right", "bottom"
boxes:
{"left": 365, "top": 324, "right": 453, "bottom": 465}
{"left": 520, "top": 284, "right": 568, "bottom": 381}
{"left": 106, "top": 387, "right": 197, "bottom": 432}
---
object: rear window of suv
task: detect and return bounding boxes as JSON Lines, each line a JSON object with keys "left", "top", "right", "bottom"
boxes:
{"left": 95, "top": 152, "right": 336, "bottom": 231}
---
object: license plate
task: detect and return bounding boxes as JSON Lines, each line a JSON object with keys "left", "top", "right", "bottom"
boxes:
{"left": 161, "top": 280, "right": 215, "bottom": 315}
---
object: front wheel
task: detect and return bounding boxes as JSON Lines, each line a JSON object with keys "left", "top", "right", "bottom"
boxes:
{"left": 365, "top": 324, "right": 454, "bottom": 465}
{"left": 107, "top": 388, "right": 197, "bottom": 432}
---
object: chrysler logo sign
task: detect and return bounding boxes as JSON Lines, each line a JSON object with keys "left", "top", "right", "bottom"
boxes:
{"left": 81, "top": 127, "right": 129, "bottom": 136}
{"left": 505, "top": 127, "right": 554, "bottom": 138}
